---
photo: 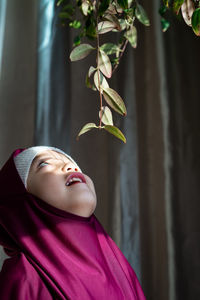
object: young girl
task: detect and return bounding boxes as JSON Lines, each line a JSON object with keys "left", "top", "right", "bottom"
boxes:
{"left": 0, "top": 146, "right": 146, "bottom": 299}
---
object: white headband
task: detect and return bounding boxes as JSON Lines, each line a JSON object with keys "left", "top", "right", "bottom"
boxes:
{"left": 14, "top": 146, "right": 80, "bottom": 188}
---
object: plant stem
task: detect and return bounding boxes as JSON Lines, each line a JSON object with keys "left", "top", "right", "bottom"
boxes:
{"left": 96, "top": 7, "right": 103, "bottom": 128}
{"left": 112, "top": 39, "right": 128, "bottom": 74}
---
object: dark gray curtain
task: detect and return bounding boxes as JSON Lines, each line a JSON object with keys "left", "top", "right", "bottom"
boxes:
{"left": 134, "top": 1, "right": 200, "bottom": 299}
{"left": 0, "top": 0, "right": 37, "bottom": 271}
{"left": 36, "top": 0, "right": 71, "bottom": 151}
{"left": 1, "top": 0, "right": 200, "bottom": 299}
{"left": 164, "top": 16, "right": 200, "bottom": 300}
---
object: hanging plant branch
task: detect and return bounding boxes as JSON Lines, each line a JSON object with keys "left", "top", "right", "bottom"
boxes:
{"left": 57, "top": 0, "right": 150, "bottom": 143}
{"left": 57, "top": 0, "right": 199, "bottom": 143}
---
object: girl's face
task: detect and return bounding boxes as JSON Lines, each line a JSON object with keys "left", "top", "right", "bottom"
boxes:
{"left": 27, "top": 150, "right": 97, "bottom": 217}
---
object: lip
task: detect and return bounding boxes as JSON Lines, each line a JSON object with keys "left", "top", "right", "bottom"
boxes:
{"left": 65, "top": 172, "right": 86, "bottom": 186}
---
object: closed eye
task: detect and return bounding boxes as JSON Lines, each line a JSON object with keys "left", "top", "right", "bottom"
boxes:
{"left": 38, "top": 161, "right": 49, "bottom": 168}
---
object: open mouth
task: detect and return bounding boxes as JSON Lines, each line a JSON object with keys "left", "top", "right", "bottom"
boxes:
{"left": 65, "top": 172, "right": 86, "bottom": 187}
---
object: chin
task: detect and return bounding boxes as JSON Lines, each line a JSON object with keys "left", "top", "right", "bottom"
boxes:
{"left": 76, "top": 194, "right": 97, "bottom": 217}
{"left": 62, "top": 189, "right": 97, "bottom": 217}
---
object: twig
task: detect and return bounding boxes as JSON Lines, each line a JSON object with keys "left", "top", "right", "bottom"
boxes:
{"left": 112, "top": 39, "right": 128, "bottom": 74}
{"left": 96, "top": 4, "right": 103, "bottom": 128}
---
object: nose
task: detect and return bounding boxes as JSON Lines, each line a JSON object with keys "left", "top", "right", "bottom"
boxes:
{"left": 62, "top": 162, "right": 79, "bottom": 173}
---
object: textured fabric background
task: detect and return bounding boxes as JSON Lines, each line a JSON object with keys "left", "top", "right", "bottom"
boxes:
{"left": 0, "top": 0, "right": 37, "bottom": 271}
{"left": 0, "top": 1, "right": 200, "bottom": 299}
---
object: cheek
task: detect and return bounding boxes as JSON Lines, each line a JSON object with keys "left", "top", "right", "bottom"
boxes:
{"left": 44, "top": 177, "right": 63, "bottom": 194}
{"left": 84, "top": 175, "right": 96, "bottom": 196}
{"left": 32, "top": 176, "right": 63, "bottom": 200}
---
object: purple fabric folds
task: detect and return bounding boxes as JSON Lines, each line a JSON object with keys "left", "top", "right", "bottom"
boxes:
{"left": 0, "top": 150, "right": 146, "bottom": 299}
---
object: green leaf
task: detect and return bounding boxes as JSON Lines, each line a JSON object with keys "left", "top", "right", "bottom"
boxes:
{"left": 135, "top": 4, "right": 150, "bottom": 26}
{"left": 117, "top": 0, "right": 128, "bottom": 9}
{"left": 85, "top": 73, "right": 92, "bottom": 89}
{"left": 99, "top": 106, "right": 113, "bottom": 125}
{"left": 124, "top": 26, "right": 137, "bottom": 48}
{"left": 104, "top": 125, "right": 126, "bottom": 143}
{"left": 192, "top": 8, "right": 200, "bottom": 36}
{"left": 173, "top": 0, "right": 184, "bottom": 15}
{"left": 163, "top": 0, "right": 169, "bottom": 8}
{"left": 98, "top": 21, "right": 116, "bottom": 34}
{"left": 57, "top": 0, "right": 65, "bottom": 6}
{"left": 100, "top": 43, "right": 119, "bottom": 55}
{"left": 115, "top": 2, "right": 123, "bottom": 13}
{"left": 104, "top": 14, "right": 121, "bottom": 31}
{"left": 82, "top": 1, "right": 90, "bottom": 16}
{"left": 77, "top": 123, "right": 98, "bottom": 138}
{"left": 85, "top": 17, "right": 97, "bottom": 39}
{"left": 88, "top": 66, "right": 96, "bottom": 77}
{"left": 107, "top": 3, "right": 118, "bottom": 14}
{"left": 128, "top": 0, "right": 133, "bottom": 8}
{"left": 118, "top": 19, "right": 127, "bottom": 30}
{"left": 85, "top": 67, "right": 97, "bottom": 89}
{"left": 102, "top": 87, "right": 127, "bottom": 115}
{"left": 73, "top": 35, "right": 81, "bottom": 46}
{"left": 69, "top": 20, "right": 81, "bottom": 29}
{"left": 124, "top": 7, "right": 135, "bottom": 25}
{"left": 159, "top": 6, "right": 167, "bottom": 16}
{"left": 59, "top": 4, "right": 74, "bottom": 19}
{"left": 110, "top": 57, "right": 120, "bottom": 68}
{"left": 161, "top": 18, "right": 170, "bottom": 32}
{"left": 94, "top": 71, "right": 109, "bottom": 92}
{"left": 98, "top": 50, "right": 112, "bottom": 78}
{"left": 181, "top": 0, "right": 195, "bottom": 26}
{"left": 85, "top": 75, "right": 96, "bottom": 91}
{"left": 70, "top": 44, "right": 95, "bottom": 61}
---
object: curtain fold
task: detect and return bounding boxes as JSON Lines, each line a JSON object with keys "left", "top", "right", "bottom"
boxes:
{"left": 117, "top": 48, "right": 141, "bottom": 280}
{"left": 36, "top": 0, "right": 71, "bottom": 151}
{"left": 153, "top": 2, "right": 175, "bottom": 298}
{"left": 0, "top": 0, "right": 7, "bottom": 78}
{"left": 0, "top": 0, "right": 37, "bottom": 270}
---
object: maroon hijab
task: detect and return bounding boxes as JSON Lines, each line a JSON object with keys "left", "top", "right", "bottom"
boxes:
{"left": 0, "top": 149, "right": 146, "bottom": 299}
